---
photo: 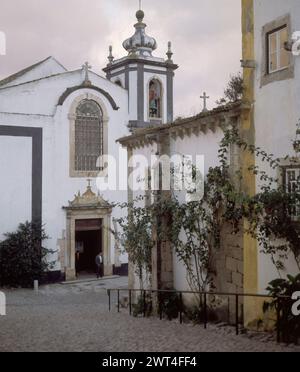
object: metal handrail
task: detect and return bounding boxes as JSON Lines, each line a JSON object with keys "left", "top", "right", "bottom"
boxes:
{"left": 107, "top": 288, "right": 293, "bottom": 344}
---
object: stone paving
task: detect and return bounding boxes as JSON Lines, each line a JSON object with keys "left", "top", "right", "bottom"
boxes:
{"left": 0, "top": 277, "right": 299, "bottom": 352}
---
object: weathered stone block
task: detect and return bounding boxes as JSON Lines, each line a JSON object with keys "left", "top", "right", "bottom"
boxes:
{"left": 227, "top": 283, "right": 238, "bottom": 294}
{"left": 237, "top": 261, "right": 244, "bottom": 274}
{"left": 226, "top": 257, "right": 238, "bottom": 272}
{"left": 160, "top": 272, "right": 173, "bottom": 285}
{"left": 229, "top": 247, "right": 243, "bottom": 261}
{"left": 232, "top": 272, "right": 243, "bottom": 287}
{"left": 226, "top": 271, "right": 233, "bottom": 283}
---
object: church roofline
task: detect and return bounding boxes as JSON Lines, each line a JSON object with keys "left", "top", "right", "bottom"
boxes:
{"left": 0, "top": 69, "right": 79, "bottom": 91}
{"left": 117, "top": 101, "right": 244, "bottom": 148}
{"left": 0, "top": 56, "right": 67, "bottom": 88}
{"left": 103, "top": 57, "right": 178, "bottom": 74}
{"left": 0, "top": 68, "right": 126, "bottom": 93}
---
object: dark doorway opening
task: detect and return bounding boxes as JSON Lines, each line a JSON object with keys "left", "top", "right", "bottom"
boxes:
{"left": 75, "top": 219, "right": 102, "bottom": 276}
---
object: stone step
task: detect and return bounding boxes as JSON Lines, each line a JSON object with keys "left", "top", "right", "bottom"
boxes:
{"left": 61, "top": 275, "right": 121, "bottom": 285}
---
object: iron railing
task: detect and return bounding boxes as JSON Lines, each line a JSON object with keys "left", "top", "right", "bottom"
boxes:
{"left": 107, "top": 288, "right": 295, "bottom": 344}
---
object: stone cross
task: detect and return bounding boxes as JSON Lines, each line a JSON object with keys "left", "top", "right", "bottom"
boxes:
{"left": 82, "top": 61, "right": 91, "bottom": 85}
{"left": 200, "top": 92, "right": 210, "bottom": 112}
{"left": 87, "top": 178, "right": 92, "bottom": 188}
{"left": 139, "top": 0, "right": 142, "bottom": 10}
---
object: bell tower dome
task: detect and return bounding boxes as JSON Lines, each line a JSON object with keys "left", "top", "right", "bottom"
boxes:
{"left": 103, "top": 8, "right": 178, "bottom": 130}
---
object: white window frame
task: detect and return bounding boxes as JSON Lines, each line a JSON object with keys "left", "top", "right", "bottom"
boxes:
{"left": 268, "top": 26, "right": 289, "bottom": 74}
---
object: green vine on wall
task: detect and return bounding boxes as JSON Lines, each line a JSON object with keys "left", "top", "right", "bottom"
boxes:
{"left": 115, "top": 125, "right": 300, "bottom": 295}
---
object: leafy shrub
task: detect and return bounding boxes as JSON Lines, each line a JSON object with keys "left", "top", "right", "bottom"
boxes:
{"left": 216, "top": 72, "right": 243, "bottom": 106}
{"left": 159, "top": 292, "right": 182, "bottom": 320}
{"left": 186, "top": 303, "right": 218, "bottom": 324}
{"left": 133, "top": 293, "right": 152, "bottom": 317}
{"left": 0, "top": 222, "right": 55, "bottom": 287}
{"left": 264, "top": 274, "right": 300, "bottom": 344}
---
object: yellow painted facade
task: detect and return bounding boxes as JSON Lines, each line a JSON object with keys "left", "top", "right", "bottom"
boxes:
{"left": 241, "top": 0, "right": 264, "bottom": 326}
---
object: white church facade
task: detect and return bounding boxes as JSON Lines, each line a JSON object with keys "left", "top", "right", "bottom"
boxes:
{"left": 0, "top": 9, "right": 177, "bottom": 281}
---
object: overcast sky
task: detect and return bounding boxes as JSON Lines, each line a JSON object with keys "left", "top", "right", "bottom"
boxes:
{"left": 0, "top": 0, "right": 241, "bottom": 117}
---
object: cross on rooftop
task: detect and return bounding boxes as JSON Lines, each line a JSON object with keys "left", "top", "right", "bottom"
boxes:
{"left": 200, "top": 92, "right": 210, "bottom": 112}
{"left": 82, "top": 61, "right": 92, "bottom": 85}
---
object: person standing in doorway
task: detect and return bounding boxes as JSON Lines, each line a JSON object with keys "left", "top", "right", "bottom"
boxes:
{"left": 95, "top": 252, "right": 103, "bottom": 279}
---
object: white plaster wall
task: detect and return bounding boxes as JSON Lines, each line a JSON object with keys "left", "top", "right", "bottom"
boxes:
{"left": 254, "top": 0, "right": 300, "bottom": 292}
{"left": 129, "top": 143, "right": 158, "bottom": 290}
{"left": 131, "top": 142, "right": 158, "bottom": 203}
{"left": 128, "top": 129, "right": 223, "bottom": 292}
{"left": 0, "top": 136, "right": 32, "bottom": 240}
{"left": 111, "top": 73, "right": 125, "bottom": 88}
{"left": 170, "top": 129, "right": 224, "bottom": 292}
{"left": 0, "top": 70, "right": 128, "bottom": 117}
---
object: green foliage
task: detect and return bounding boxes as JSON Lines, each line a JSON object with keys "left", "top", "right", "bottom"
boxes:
{"left": 293, "top": 120, "right": 300, "bottom": 154}
{"left": 158, "top": 292, "right": 181, "bottom": 320}
{"left": 186, "top": 304, "right": 218, "bottom": 325}
{"left": 266, "top": 274, "right": 300, "bottom": 297}
{"left": 132, "top": 293, "right": 152, "bottom": 317}
{"left": 222, "top": 127, "right": 300, "bottom": 273}
{"left": 264, "top": 274, "right": 300, "bottom": 343}
{"left": 216, "top": 72, "right": 243, "bottom": 106}
{"left": 0, "top": 222, "right": 54, "bottom": 287}
{"left": 168, "top": 198, "right": 218, "bottom": 293}
{"left": 114, "top": 202, "right": 153, "bottom": 289}
{"left": 116, "top": 124, "right": 300, "bottom": 305}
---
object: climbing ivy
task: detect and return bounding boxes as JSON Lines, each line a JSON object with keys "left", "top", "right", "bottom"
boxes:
{"left": 114, "top": 200, "right": 153, "bottom": 290}
{"left": 115, "top": 125, "right": 300, "bottom": 295}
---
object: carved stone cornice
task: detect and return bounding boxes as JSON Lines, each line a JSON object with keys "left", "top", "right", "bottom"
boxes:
{"left": 118, "top": 101, "right": 242, "bottom": 149}
{"left": 63, "top": 185, "right": 112, "bottom": 212}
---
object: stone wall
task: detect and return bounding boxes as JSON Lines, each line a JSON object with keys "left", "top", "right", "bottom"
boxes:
{"left": 213, "top": 222, "right": 244, "bottom": 323}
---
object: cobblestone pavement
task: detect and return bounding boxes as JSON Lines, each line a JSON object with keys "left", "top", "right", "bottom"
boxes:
{"left": 0, "top": 277, "right": 299, "bottom": 352}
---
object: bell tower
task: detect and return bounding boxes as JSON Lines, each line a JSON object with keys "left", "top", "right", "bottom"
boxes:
{"left": 103, "top": 8, "right": 178, "bottom": 129}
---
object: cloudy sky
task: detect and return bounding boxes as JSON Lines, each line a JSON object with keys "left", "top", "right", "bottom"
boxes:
{"left": 0, "top": 0, "right": 241, "bottom": 117}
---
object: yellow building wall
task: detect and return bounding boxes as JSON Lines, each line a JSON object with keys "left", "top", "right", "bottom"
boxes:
{"left": 241, "top": 0, "right": 264, "bottom": 327}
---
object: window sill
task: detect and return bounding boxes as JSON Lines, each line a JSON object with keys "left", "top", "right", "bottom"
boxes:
{"left": 69, "top": 170, "right": 104, "bottom": 178}
{"left": 261, "top": 64, "right": 294, "bottom": 87}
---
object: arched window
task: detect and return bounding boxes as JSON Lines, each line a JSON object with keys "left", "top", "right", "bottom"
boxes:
{"left": 149, "top": 79, "right": 162, "bottom": 119}
{"left": 75, "top": 99, "right": 103, "bottom": 172}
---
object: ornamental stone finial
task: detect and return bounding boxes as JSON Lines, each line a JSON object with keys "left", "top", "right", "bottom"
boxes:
{"left": 108, "top": 45, "right": 114, "bottom": 65}
{"left": 166, "top": 41, "right": 173, "bottom": 63}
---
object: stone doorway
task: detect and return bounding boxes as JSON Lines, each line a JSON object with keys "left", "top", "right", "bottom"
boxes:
{"left": 75, "top": 219, "right": 102, "bottom": 276}
{"left": 63, "top": 184, "right": 113, "bottom": 281}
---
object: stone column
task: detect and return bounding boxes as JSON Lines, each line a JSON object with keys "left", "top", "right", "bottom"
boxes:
{"left": 151, "top": 132, "right": 174, "bottom": 291}
{"left": 103, "top": 215, "right": 113, "bottom": 276}
{"left": 65, "top": 215, "right": 76, "bottom": 281}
